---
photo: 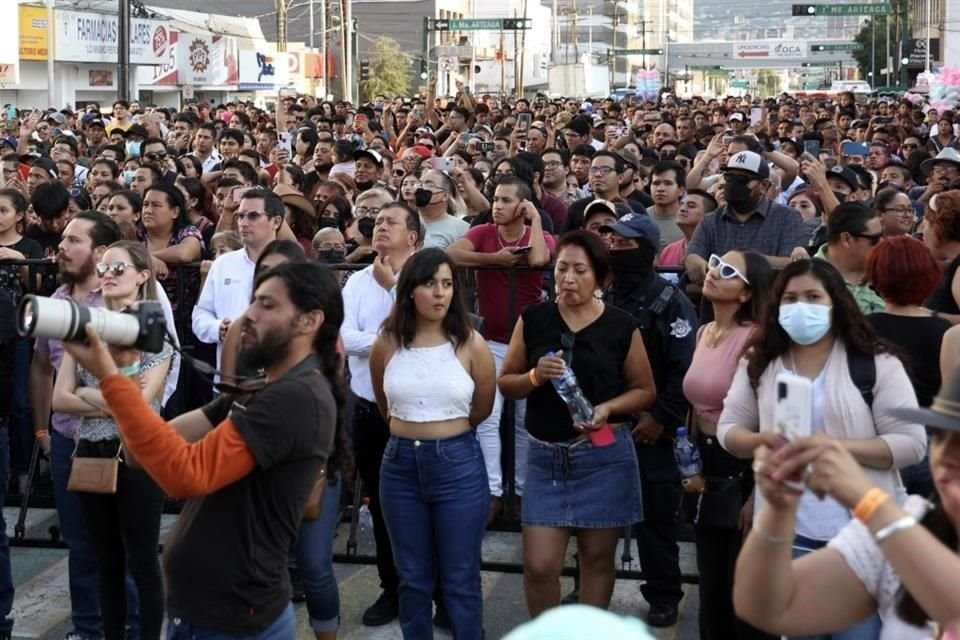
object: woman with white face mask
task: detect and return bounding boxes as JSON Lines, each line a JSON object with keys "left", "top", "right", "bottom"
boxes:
{"left": 716, "top": 259, "right": 926, "bottom": 640}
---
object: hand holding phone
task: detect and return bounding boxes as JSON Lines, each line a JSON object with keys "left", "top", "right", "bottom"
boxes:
{"left": 773, "top": 371, "right": 813, "bottom": 490}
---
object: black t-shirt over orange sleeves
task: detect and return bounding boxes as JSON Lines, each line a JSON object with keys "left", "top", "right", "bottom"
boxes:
{"left": 100, "top": 357, "right": 336, "bottom": 635}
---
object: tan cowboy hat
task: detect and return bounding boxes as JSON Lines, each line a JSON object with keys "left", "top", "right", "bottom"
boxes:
{"left": 273, "top": 184, "right": 316, "bottom": 219}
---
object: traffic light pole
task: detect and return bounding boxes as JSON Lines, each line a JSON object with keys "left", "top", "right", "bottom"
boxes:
{"left": 899, "top": 0, "right": 909, "bottom": 87}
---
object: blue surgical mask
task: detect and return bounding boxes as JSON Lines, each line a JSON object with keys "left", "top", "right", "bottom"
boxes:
{"left": 125, "top": 140, "right": 141, "bottom": 159}
{"left": 778, "top": 302, "right": 832, "bottom": 346}
{"left": 122, "top": 170, "right": 136, "bottom": 185}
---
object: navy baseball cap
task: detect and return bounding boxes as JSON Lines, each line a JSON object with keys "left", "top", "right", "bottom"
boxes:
{"left": 599, "top": 212, "right": 661, "bottom": 248}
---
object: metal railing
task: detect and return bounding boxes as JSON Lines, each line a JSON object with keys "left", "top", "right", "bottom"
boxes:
{"left": 1, "top": 258, "right": 699, "bottom": 584}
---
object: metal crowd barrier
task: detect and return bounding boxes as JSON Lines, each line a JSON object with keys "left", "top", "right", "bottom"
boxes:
{"left": 1, "top": 258, "right": 698, "bottom": 584}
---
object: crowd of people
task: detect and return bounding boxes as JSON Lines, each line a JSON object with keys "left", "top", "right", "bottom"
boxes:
{"left": 0, "top": 75, "right": 958, "bottom": 640}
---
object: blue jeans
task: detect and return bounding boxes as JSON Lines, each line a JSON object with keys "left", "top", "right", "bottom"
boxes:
{"left": 166, "top": 603, "right": 295, "bottom": 640}
{"left": 380, "top": 431, "right": 489, "bottom": 640}
{"left": 790, "top": 535, "right": 881, "bottom": 640}
{"left": 291, "top": 473, "right": 342, "bottom": 633}
{"left": 0, "top": 424, "right": 15, "bottom": 632}
{"left": 50, "top": 429, "right": 140, "bottom": 639}
{"left": 10, "top": 339, "right": 34, "bottom": 476}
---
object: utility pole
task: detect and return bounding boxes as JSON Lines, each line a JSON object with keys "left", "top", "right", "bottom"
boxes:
{"left": 45, "top": 0, "right": 55, "bottom": 107}
{"left": 639, "top": 19, "right": 651, "bottom": 69}
{"left": 924, "top": 0, "right": 931, "bottom": 73}
{"left": 519, "top": 0, "right": 529, "bottom": 96}
{"left": 319, "top": 0, "right": 327, "bottom": 97}
{"left": 885, "top": 15, "right": 891, "bottom": 87}
{"left": 344, "top": 0, "right": 354, "bottom": 104}
{"left": 118, "top": 0, "right": 130, "bottom": 100}
{"left": 513, "top": 9, "right": 520, "bottom": 95}
{"left": 871, "top": 19, "right": 876, "bottom": 86}
{"left": 277, "top": 0, "right": 287, "bottom": 51}
{"left": 899, "top": 0, "right": 909, "bottom": 87}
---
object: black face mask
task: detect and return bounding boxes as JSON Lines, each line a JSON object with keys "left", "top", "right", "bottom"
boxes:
{"left": 609, "top": 245, "right": 657, "bottom": 291}
{"left": 724, "top": 173, "right": 760, "bottom": 214}
{"left": 833, "top": 190, "right": 850, "bottom": 203}
{"left": 414, "top": 188, "right": 435, "bottom": 208}
{"left": 317, "top": 217, "right": 339, "bottom": 230}
{"left": 317, "top": 248, "right": 345, "bottom": 263}
{"left": 357, "top": 217, "right": 375, "bottom": 239}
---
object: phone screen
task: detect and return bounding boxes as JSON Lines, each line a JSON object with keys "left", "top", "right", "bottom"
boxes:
{"left": 750, "top": 107, "right": 763, "bottom": 126}
{"left": 804, "top": 140, "right": 821, "bottom": 156}
{"left": 278, "top": 132, "right": 292, "bottom": 155}
{"left": 232, "top": 187, "right": 252, "bottom": 204}
{"left": 431, "top": 157, "right": 454, "bottom": 173}
{"left": 517, "top": 113, "right": 532, "bottom": 132}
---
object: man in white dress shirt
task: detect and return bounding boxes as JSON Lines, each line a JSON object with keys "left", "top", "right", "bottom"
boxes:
{"left": 191, "top": 188, "right": 282, "bottom": 372}
{"left": 341, "top": 201, "right": 421, "bottom": 626}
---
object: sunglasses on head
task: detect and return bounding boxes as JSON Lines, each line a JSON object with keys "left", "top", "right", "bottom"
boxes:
{"left": 708, "top": 254, "right": 750, "bottom": 284}
{"left": 95, "top": 261, "right": 137, "bottom": 277}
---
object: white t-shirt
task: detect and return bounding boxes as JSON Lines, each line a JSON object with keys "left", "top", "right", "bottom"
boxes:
{"left": 828, "top": 495, "right": 938, "bottom": 640}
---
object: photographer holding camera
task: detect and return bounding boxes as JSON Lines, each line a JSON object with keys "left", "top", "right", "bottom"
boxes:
{"left": 52, "top": 240, "right": 173, "bottom": 640}
{"left": 61, "top": 261, "right": 343, "bottom": 638}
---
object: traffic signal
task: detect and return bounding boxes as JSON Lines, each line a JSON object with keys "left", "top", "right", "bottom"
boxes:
{"left": 502, "top": 18, "right": 529, "bottom": 30}
{"left": 792, "top": 4, "right": 817, "bottom": 16}
{"left": 801, "top": 62, "right": 812, "bottom": 67}
{"left": 812, "top": 44, "right": 825, "bottom": 51}
{"left": 360, "top": 60, "right": 370, "bottom": 82}
{"left": 419, "top": 60, "right": 428, "bottom": 80}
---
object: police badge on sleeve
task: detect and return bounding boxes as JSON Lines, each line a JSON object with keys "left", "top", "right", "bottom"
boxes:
{"left": 669, "top": 318, "right": 692, "bottom": 339}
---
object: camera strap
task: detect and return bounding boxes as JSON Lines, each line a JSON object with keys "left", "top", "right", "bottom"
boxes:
{"left": 162, "top": 329, "right": 268, "bottom": 395}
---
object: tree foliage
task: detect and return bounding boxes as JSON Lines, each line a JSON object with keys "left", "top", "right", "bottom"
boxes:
{"left": 757, "top": 69, "right": 781, "bottom": 96}
{"left": 360, "top": 37, "right": 410, "bottom": 103}
{"left": 853, "top": 17, "right": 891, "bottom": 86}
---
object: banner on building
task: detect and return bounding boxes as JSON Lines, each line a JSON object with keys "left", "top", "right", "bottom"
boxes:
{"left": 0, "top": 2, "right": 18, "bottom": 84}
{"left": 906, "top": 39, "right": 940, "bottom": 68}
{"left": 19, "top": 5, "right": 50, "bottom": 62}
{"left": 55, "top": 10, "right": 171, "bottom": 65}
{"left": 238, "top": 50, "right": 291, "bottom": 90}
{"left": 179, "top": 34, "right": 239, "bottom": 87}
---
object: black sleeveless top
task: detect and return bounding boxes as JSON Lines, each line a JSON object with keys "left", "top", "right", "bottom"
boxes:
{"left": 522, "top": 302, "right": 637, "bottom": 443}
{"left": 926, "top": 253, "right": 960, "bottom": 316}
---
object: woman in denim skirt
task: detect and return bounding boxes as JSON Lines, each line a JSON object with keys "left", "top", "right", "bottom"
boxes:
{"left": 370, "top": 247, "right": 496, "bottom": 640}
{"left": 498, "top": 231, "right": 655, "bottom": 616}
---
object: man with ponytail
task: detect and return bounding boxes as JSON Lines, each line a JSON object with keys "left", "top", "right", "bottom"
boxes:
{"left": 61, "top": 262, "right": 345, "bottom": 638}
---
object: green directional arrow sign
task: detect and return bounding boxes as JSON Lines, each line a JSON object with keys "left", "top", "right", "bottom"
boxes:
{"left": 811, "top": 43, "right": 864, "bottom": 52}
{"left": 801, "top": 61, "right": 837, "bottom": 67}
{"left": 689, "top": 65, "right": 724, "bottom": 70}
{"left": 432, "top": 18, "right": 531, "bottom": 31}
{"left": 610, "top": 48, "right": 664, "bottom": 56}
{"left": 807, "top": 4, "right": 891, "bottom": 15}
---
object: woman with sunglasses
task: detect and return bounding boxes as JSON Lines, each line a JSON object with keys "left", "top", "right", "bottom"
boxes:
{"left": 52, "top": 241, "right": 173, "bottom": 640}
{"left": 682, "top": 250, "right": 776, "bottom": 640}
{"left": 388, "top": 166, "right": 407, "bottom": 193}
{"left": 498, "top": 231, "right": 655, "bottom": 616}
{"left": 370, "top": 248, "right": 495, "bottom": 639}
{"left": 733, "top": 364, "right": 960, "bottom": 640}
{"left": 718, "top": 259, "right": 926, "bottom": 640}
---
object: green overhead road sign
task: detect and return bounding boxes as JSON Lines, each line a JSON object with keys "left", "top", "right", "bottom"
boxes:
{"left": 430, "top": 18, "right": 530, "bottom": 30}
{"left": 689, "top": 65, "right": 724, "bottom": 70}
{"left": 792, "top": 4, "right": 891, "bottom": 16}
{"left": 801, "top": 61, "right": 838, "bottom": 67}
{"left": 811, "top": 43, "right": 863, "bottom": 52}
{"left": 609, "top": 48, "right": 664, "bottom": 56}
{"left": 730, "top": 80, "right": 750, "bottom": 89}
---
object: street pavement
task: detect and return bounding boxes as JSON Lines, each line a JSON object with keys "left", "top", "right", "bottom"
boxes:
{"left": 5, "top": 506, "right": 701, "bottom": 639}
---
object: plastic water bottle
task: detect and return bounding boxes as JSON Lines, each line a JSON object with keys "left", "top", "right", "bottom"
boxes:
{"left": 358, "top": 498, "right": 373, "bottom": 533}
{"left": 547, "top": 351, "right": 593, "bottom": 425}
{"left": 674, "top": 427, "right": 705, "bottom": 493}
{"left": 547, "top": 351, "right": 615, "bottom": 446}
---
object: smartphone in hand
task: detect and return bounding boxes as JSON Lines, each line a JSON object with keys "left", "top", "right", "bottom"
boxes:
{"left": 773, "top": 371, "right": 813, "bottom": 490}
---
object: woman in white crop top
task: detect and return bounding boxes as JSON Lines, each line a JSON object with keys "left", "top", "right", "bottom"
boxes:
{"left": 370, "top": 248, "right": 495, "bottom": 640}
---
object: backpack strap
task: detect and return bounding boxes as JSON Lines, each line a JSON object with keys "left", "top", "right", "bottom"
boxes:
{"left": 847, "top": 351, "right": 876, "bottom": 410}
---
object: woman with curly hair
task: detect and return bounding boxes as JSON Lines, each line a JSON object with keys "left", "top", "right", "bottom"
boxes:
{"left": 922, "top": 191, "right": 960, "bottom": 319}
